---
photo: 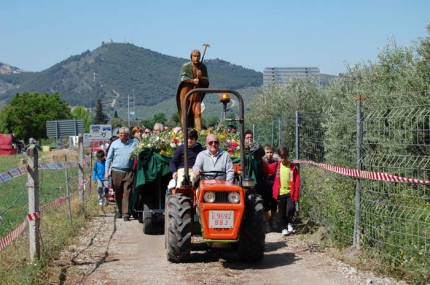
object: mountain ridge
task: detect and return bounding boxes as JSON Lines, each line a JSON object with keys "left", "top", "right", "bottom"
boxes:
{"left": 0, "top": 42, "right": 263, "bottom": 118}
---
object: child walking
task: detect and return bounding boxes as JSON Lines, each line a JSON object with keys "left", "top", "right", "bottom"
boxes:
{"left": 261, "top": 144, "right": 279, "bottom": 233}
{"left": 261, "top": 146, "right": 300, "bottom": 236}
{"left": 92, "top": 150, "right": 109, "bottom": 206}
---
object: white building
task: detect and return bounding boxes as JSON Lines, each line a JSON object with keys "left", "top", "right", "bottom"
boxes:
{"left": 263, "top": 67, "right": 320, "bottom": 89}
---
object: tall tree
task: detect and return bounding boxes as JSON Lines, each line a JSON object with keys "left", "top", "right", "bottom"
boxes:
{"left": 153, "top": 112, "right": 166, "bottom": 124}
{"left": 107, "top": 117, "right": 124, "bottom": 129}
{"left": 4, "top": 92, "right": 71, "bottom": 141}
{"left": 94, "top": 99, "right": 106, "bottom": 124}
{"left": 0, "top": 105, "right": 12, "bottom": 133}
{"left": 414, "top": 23, "right": 430, "bottom": 87}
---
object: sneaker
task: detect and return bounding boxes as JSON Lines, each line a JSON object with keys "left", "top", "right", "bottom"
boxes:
{"left": 282, "top": 229, "right": 290, "bottom": 236}
{"left": 265, "top": 222, "right": 271, "bottom": 233}
{"left": 287, "top": 223, "right": 295, "bottom": 234}
{"left": 99, "top": 201, "right": 103, "bottom": 206}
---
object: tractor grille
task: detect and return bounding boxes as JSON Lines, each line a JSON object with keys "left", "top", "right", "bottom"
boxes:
{"left": 213, "top": 192, "right": 239, "bottom": 203}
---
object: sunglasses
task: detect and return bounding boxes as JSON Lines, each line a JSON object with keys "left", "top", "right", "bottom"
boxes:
{"left": 208, "top": 141, "right": 219, "bottom": 146}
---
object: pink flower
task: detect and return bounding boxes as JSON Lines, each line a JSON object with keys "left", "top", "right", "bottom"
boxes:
{"left": 228, "top": 147, "right": 234, "bottom": 153}
{"left": 173, "top": 127, "right": 182, "bottom": 133}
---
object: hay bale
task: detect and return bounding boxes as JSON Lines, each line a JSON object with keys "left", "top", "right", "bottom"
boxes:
{"left": 39, "top": 149, "right": 79, "bottom": 163}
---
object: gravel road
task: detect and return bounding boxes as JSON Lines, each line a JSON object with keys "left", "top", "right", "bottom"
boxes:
{"left": 50, "top": 208, "right": 406, "bottom": 285}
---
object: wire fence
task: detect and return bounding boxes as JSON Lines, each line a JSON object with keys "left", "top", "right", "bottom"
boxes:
{"left": 250, "top": 92, "right": 429, "bottom": 282}
{"left": 0, "top": 142, "right": 97, "bottom": 283}
{"left": 0, "top": 146, "right": 93, "bottom": 252}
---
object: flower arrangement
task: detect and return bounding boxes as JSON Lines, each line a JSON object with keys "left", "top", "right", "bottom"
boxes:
{"left": 130, "top": 127, "right": 183, "bottom": 158}
{"left": 197, "top": 125, "right": 242, "bottom": 158}
{"left": 130, "top": 124, "right": 243, "bottom": 159}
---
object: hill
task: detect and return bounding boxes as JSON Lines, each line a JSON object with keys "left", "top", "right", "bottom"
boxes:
{"left": 0, "top": 43, "right": 263, "bottom": 119}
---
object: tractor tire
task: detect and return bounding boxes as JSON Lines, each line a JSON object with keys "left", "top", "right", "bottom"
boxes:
{"left": 142, "top": 203, "right": 153, "bottom": 234}
{"left": 238, "top": 195, "right": 265, "bottom": 262}
{"left": 164, "top": 193, "right": 169, "bottom": 248}
{"left": 166, "top": 194, "right": 193, "bottom": 262}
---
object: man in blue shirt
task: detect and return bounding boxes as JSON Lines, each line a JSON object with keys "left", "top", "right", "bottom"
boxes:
{"left": 105, "top": 127, "right": 136, "bottom": 221}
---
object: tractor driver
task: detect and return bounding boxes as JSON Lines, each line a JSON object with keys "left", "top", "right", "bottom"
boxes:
{"left": 193, "top": 134, "right": 234, "bottom": 182}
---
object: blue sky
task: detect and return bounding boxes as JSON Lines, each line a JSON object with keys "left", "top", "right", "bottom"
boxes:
{"left": 1, "top": 1, "right": 429, "bottom": 75}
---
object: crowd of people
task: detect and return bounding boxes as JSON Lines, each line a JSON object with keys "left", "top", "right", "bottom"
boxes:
{"left": 94, "top": 122, "right": 300, "bottom": 236}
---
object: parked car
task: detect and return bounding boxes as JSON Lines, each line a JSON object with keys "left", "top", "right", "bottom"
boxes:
{"left": 88, "top": 140, "right": 107, "bottom": 154}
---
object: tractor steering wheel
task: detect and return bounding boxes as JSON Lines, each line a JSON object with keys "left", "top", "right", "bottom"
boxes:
{"left": 199, "top": 171, "right": 226, "bottom": 180}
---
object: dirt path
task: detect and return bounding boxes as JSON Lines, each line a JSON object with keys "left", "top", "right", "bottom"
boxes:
{"left": 110, "top": 90, "right": 120, "bottom": 107}
{"left": 54, "top": 208, "right": 405, "bottom": 285}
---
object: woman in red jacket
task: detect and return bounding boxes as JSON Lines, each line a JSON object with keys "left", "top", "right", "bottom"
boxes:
{"left": 261, "top": 146, "right": 300, "bottom": 236}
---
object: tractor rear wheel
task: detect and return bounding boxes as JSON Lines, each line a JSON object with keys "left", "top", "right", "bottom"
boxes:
{"left": 238, "top": 195, "right": 265, "bottom": 262}
{"left": 166, "top": 194, "right": 192, "bottom": 262}
{"left": 142, "top": 203, "right": 153, "bottom": 234}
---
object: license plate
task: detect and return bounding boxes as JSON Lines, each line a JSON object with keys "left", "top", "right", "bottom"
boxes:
{"left": 209, "top": 210, "right": 234, "bottom": 228}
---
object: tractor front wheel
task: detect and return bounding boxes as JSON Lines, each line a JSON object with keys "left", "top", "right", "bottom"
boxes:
{"left": 166, "top": 194, "right": 193, "bottom": 262}
{"left": 238, "top": 195, "right": 265, "bottom": 262}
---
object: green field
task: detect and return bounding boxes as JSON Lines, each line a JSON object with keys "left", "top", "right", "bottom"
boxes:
{"left": 0, "top": 153, "right": 100, "bottom": 284}
{"left": 0, "top": 154, "right": 89, "bottom": 237}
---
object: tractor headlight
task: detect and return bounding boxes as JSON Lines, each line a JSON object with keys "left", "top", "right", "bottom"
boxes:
{"left": 204, "top": 191, "right": 216, "bottom": 203}
{"left": 228, "top": 192, "right": 240, "bottom": 204}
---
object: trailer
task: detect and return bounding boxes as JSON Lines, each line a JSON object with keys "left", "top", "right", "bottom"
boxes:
{"left": 0, "top": 134, "right": 17, "bottom": 155}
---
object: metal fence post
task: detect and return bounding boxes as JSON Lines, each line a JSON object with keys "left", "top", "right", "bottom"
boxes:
{"left": 27, "top": 146, "right": 40, "bottom": 261}
{"left": 271, "top": 120, "right": 274, "bottom": 146}
{"left": 354, "top": 95, "right": 363, "bottom": 248}
{"left": 64, "top": 155, "right": 72, "bottom": 222}
{"left": 78, "top": 134, "right": 85, "bottom": 214}
{"left": 295, "top": 111, "right": 301, "bottom": 215}
{"left": 278, "top": 116, "right": 282, "bottom": 147}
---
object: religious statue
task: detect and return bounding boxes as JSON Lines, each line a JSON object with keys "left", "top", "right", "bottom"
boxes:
{"left": 176, "top": 45, "right": 210, "bottom": 131}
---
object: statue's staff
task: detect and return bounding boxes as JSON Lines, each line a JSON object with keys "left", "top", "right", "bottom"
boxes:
{"left": 201, "top": 43, "right": 210, "bottom": 63}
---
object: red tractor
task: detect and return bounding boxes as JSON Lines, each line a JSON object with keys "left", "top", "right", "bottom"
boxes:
{"left": 165, "top": 89, "right": 265, "bottom": 262}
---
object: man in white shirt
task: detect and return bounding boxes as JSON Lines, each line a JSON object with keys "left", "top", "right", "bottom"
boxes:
{"left": 193, "top": 134, "right": 234, "bottom": 182}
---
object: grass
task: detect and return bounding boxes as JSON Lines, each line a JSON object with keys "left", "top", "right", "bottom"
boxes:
{"left": 299, "top": 163, "right": 430, "bottom": 284}
{"left": 0, "top": 153, "right": 102, "bottom": 284}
